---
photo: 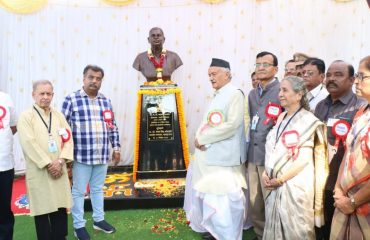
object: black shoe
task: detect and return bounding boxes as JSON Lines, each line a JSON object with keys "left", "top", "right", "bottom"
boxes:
{"left": 74, "top": 227, "right": 90, "bottom": 240}
{"left": 93, "top": 220, "right": 116, "bottom": 233}
{"left": 201, "top": 232, "right": 216, "bottom": 240}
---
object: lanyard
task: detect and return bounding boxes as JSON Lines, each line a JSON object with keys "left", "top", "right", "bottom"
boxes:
{"left": 275, "top": 107, "right": 302, "bottom": 145}
{"left": 308, "top": 85, "right": 323, "bottom": 103}
{"left": 33, "top": 106, "right": 52, "bottom": 135}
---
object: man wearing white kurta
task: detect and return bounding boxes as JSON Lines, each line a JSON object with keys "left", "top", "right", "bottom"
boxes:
{"left": 184, "top": 58, "right": 247, "bottom": 240}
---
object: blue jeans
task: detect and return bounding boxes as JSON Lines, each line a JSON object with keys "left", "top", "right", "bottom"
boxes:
{"left": 71, "top": 162, "right": 108, "bottom": 229}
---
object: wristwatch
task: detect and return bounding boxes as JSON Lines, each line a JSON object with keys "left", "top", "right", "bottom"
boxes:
{"left": 58, "top": 159, "right": 64, "bottom": 166}
{"left": 350, "top": 196, "right": 356, "bottom": 208}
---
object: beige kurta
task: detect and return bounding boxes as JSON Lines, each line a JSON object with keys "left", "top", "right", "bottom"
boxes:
{"left": 18, "top": 104, "right": 73, "bottom": 216}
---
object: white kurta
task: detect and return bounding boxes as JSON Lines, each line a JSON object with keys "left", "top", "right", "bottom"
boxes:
{"left": 184, "top": 83, "right": 247, "bottom": 240}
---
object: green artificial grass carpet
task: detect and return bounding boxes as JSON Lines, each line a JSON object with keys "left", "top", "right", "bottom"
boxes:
{"left": 14, "top": 208, "right": 256, "bottom": 239}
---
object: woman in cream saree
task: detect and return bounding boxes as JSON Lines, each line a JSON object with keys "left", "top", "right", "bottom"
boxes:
{"left": 262, "top": 76, "right": 328, "bottom": 240}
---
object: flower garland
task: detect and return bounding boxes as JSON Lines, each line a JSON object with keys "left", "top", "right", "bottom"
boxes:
{"left": 134, "top": 178, "right": 185, "bottom": 197}
{"left": 133, "top": 93, "right": 142, "bottom": 182}
{"left": 137, "top": 88, "right": 180, "bottom": 96}
{"left": 146, "top": 48, "right": 174, "bottom": 86}
{"left": 148, "top": 48, "right": 165, "bottom": 81}
{"left": 175, "top": 90, "right": 190, "bottom": 169}
{"left": 133, "top": 87, "right": 189, "bottom": 181}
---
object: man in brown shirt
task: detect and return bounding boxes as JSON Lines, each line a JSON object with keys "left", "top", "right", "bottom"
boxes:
{"left": 314, "top": 60, "right": 367, "bottom": 239}
{"left": 133, "top": 27, "right": 183, "bottom": 84}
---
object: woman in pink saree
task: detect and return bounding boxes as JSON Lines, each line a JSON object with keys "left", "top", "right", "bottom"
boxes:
{"left": 330, "top": 56, "right": 370, "bottom": 239}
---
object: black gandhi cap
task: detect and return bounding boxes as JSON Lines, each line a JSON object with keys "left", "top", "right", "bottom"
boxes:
{"left": 210, "top": 58, "right": 230, "bottom": 70}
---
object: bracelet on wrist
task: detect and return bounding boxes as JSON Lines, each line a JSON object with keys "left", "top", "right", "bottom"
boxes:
{"left": 350, "top": 196, "right": 357, "bottom": 209}
{"left": 277, "top": 177, "right": 284, "bottom": 185}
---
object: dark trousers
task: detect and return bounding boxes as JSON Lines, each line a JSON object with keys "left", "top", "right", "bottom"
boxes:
{"left": 34, "top": 208, "right": 68, "bottom": 240}
{"left": 315, "top": 190, "right": 335, "bottom": 240}
{"left": 0, "top": 169, "right": 15, "bottom": 240}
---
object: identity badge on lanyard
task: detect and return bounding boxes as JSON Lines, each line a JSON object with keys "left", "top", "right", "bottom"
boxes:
{"left": 251, "top": 113, "right": 259, "bottom": 131}
{"left": 33, "top": 106, "right": 58, "bottom": 153}
{"left": 48, "top": 138, "right": 58, "bottom": 153}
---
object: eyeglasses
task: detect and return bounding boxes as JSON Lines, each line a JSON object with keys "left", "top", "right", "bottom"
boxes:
{"left": 354, "top": 73, "right": 370, "bottom": 82}
{"left": 255, "top": 63, "right": 274, "bottom": 68}
{"left": 302, "top": 70, "right": 316, "bottom": 77}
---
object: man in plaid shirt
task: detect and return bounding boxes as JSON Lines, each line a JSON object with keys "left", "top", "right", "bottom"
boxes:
{"left": 61, "top": 65, "right": 121, "bottom": 240}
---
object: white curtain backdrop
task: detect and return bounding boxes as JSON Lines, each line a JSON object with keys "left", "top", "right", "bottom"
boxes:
{"left": 1, "top": 0, "right": 369, "bottom": 172}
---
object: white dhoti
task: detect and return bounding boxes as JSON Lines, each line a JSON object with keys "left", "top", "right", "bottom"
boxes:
{"left": 184, "top": 150, "right": 247, "bottom": 240}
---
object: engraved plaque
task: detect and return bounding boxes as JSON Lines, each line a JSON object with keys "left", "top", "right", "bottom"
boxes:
{"left": 147, "top": 112, "right": 174, "bottom": 141}
{"left": 138, "top": 91, "right": 185, "bottom": 175}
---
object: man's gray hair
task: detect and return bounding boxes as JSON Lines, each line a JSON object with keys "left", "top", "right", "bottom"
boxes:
{"left": 221, "top": 67, "right": 232, "bottom": 80}
{"left": 32, "top": 80, "right": 53, "bottom": 92}
{"left": 282, "top": 76, "right": 310, "bottom": 111}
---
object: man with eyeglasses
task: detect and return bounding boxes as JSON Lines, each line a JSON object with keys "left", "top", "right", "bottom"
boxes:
{"left": 293, "top": 52, "right": 310, "bottom": 77}
{"left": 302, "top": 58, "right": 329, "bottom": 111}
{"left": 247, "top": 51, "right": 280, "bottom": 239}
{"left": 284, "top": 59, "right": 298, "bottom": 77}
{"left": 314, "top": 60, "right": 367, "bottom": 240}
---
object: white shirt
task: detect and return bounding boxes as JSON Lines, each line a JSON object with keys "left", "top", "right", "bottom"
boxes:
{"left": 308, "top": 84, "right": 328, "bottom": 111}
{"left": 0, "top": 91, "right": 17, "bottom": 171}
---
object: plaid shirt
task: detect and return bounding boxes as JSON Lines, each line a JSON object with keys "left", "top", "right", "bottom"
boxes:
{"left": 61, "top": 89, "right": 120, "bottom": 165}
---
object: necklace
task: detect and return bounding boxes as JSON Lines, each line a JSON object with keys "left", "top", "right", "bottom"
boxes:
{"left": 147, "top": 48, "right": 166, "bottom": 82}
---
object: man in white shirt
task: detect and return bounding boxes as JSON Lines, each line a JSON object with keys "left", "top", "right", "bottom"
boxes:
{"left": 302, "top": 58, "right": 329, "bottom": 111}
{"left": 0, "top": 91, "right": 17, "bottom": 240}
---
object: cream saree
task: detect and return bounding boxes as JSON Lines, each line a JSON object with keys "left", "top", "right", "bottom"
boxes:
{"left": 263, "top": 109, "right": 328, "bottom": 240}
{"left": 330, "top": 107, "right": 370, "bottom": 240}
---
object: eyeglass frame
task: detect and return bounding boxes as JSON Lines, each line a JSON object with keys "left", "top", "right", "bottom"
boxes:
{"left": 302, "top": 70, "right": 317, "bottom": 77}
{"left": 284, "top": 68, "right": 296, "bottom": 72}
{"left": 255, "top": 63, "right": 275, "bottom": 68}
{"left": 354, "top": 73, "right": 370, "bottom": 82}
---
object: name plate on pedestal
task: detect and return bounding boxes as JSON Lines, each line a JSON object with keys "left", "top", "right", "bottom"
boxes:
{"left": 133, "top": 86, "right": 189, "bottom": 181}
{"left": 147, "top": 112, "right": 174, "bottom": 141}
